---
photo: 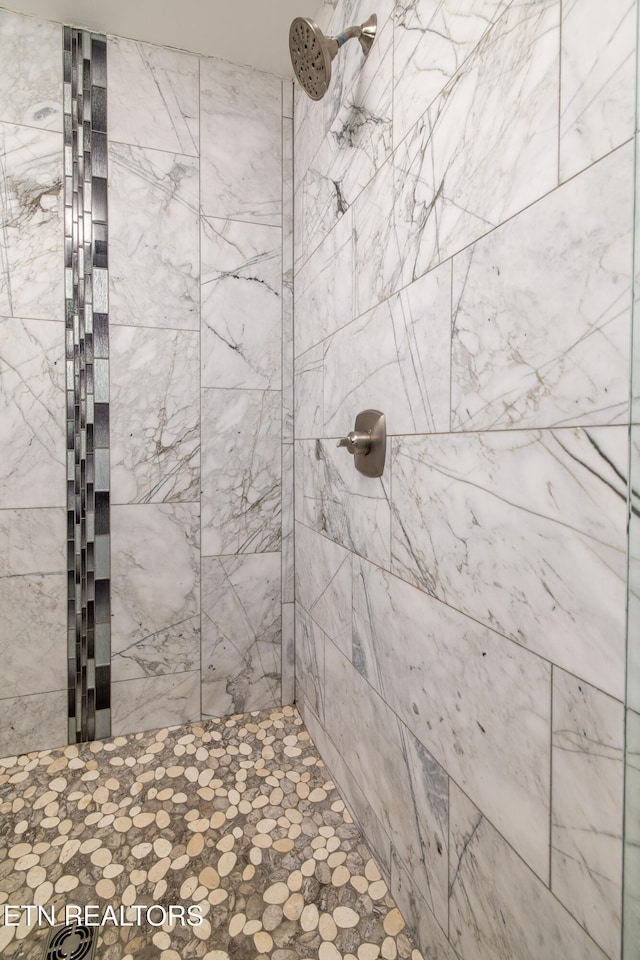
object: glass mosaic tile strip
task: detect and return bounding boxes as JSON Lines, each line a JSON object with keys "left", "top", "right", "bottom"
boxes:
{"left": 64, "top": 26, "right": 110, "bottom": 743}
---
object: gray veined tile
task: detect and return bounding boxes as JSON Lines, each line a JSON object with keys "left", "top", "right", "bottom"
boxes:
{"left": 282, "top": 444, "right": 295, "bottom": 603}
{"left": 449, "top": 783, "right": 610, "bottom": 960}
{"left": 281, "top": 601, "right": 295, "bottom": 706}
{"left": 111, "top": 671, "right": 201, "bottom": 736}
{"left": 0, "top": 507, "right": 65, "bottom": 576}
{"left": 110, "top": 503, "right": 200, "bottom": 682}
{"left": 294, "top": 343, "right": 324, "bottom": 440}
{"left": 201, "top": 553, "right": 281, "bottom": 718}
{"left": 0, "top": 691, "right": 67, "bottom": 757}
{"left": 109, "top": 143, "right": 199, "bottom": 330}
{"left": 391, "top": 427, "right": 627, "bottom": 700}
{"left": 353, "top": 555, "right": 551, "bottom": 880}
{"left": 393, "top": 0, "right": 510, "bottom": 149}
{"left": 560, "top": 0, "right": 636, "bottom": 182}
{"left": 295, "top": 523, "right": 352, "bottom": 658}
{"left": 0, "top": 123, "right": 63, "bottom": 321}
{"left": 200, "top": 58, "right": 282, "bottom": 225}
{"left": 201, "top": 218, "right": 282, "bottom": 391}
{"left": 201, "top": 389, "right": 281, "bottom": 557}
{"left": 110, "top": 326, "right": 200, "bottom": 504}
{"left": 0, "top": 9, "right": 62, "bottom": 131}
{"left": 451, "top": 144, "right": 633, "bottom": 432}
{"left": 0, "top": 317, "right": 65, "bottom": 509}
{"left": 552, "top": 670, "right": 624, "bottom": 959}
{"left": 324, "top": 261, "right": 452, "bottom": 437}
{"left": 0, "top": 573, "right": 67, "bottom": 698}
{"left": 107, "top": 36, "right": 199, "bottom": 155}
{"left": 390, "top": 849, "right": 458, "bottom": 960}
{"left": 295, "top": 603, "right": 326, "bottom": 723}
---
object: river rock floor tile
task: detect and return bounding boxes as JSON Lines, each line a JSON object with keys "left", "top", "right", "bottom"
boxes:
{"left": 0, "top": 706, "right": 424, "bottom": 960}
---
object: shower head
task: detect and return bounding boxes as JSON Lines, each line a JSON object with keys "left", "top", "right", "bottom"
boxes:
{"left": 289, "top": 14, "right": 377, "bottom": 101}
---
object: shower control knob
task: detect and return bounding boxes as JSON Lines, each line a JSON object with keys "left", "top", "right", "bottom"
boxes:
{"left": 336, "top": 410, "right": 386, "bottom": 478}
{"left": 337, "top": 431, "right": 371, "bottom": 455}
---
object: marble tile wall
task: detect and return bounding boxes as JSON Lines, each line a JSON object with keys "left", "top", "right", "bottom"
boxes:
{"left": 0, "top": 10, "right": 66, "bottom": 755}
{"left": 0, "top": 8, "right": 292, "bottom": 751}
{"left": 293, "top": 0, "right": 636, "bottom": 957}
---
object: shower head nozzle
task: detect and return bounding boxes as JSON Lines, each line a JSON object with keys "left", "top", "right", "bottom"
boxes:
{"left": 289, "top": 14, "right": 377, "bottom": 101}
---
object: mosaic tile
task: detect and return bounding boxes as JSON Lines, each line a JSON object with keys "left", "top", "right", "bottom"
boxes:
{"left": 0, "top": 708, "right": 424, "bottom": 960}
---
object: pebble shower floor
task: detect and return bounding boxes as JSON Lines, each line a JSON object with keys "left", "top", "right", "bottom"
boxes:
{"left": 0, "top": 706, "right": 424, "bottom": 959}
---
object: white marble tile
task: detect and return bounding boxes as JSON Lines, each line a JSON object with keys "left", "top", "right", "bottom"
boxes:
{"left": 108, "top": 36, "right": 199, "bottom": 155}
{"left": 281, "top": 601, "right": 295, "bottom": 706}
{"left": 356, "top": 0, "right": 559, "bottom": 314}
{"left": 323, "top": 638, "right": 447, "bottom": 911}
{"left": 624, "top": 709, "right": 640, "bottom": 952}
{"left": 560, "top": 0, "right": 635, "bottom": 182}
{"left": 552, "top": 670, "right": 624, "bottom": 958}
{"left": 0, "top": 507, "right": 65, "bottom": 575}
{"left": 295, "top": 603, "right": 325, "bottom": 722}
{"left": 393, "top": 0, "right": 510, "bottom": 148}
{"left": 0, "top": 691, "right": 67, "bottom": 758}
{"left": 294, "top": 211, "right": 353, "bottom": 355}
{"left": 283, "top": 115, "right": 294, "bottom": 444}
{"left": 390, "top": 849, "right": 458, "bottom": 960}
{"left": 201, "top": 218, "right": 281, "bottom": 390}
{"left": 298, "top": 437, "right": 391, "bottom": 569}
{"left": 0, "top": 317, "right": 65, "bottom": 509}
{"left": 201, "top": 388, "right": 281, "bottom": 557}
{"left": 449, "top": 783, "right": 608, "bottom": 960}
{"left": 452, "top": 145, "right": 633, "bottom": 431}
{"left": 200, "top": 58, "right": 281, "bottom": 225}
{"left": 109, "top": 143, "right": 199, "bottom": 330}
{"left": 0, "top": 9, "right": 62, "bottom": 131}
{"left": 110, "top": 326, "right": 200, "bottom": 504}
{"left": 0, "top": 123, "right": 63, "bottom": 321}
{"left": 111, "top": 503, "right": 200, "bottom": 682}
{"left": 628, "top": 428, "right": 640, "bottom": 714}
{"left": 295, "top": 18, "right": 393, "bottom": 258}
{"left": 294, "top": 343, "right": 324, "bottom": 439}
{"left": 353, "top": 556, "right": 551, "bottom": 879}
{"left": 295, "top": 522, "right": 352, "bottom": 658}
{"left": 392, "top": 427, "right": 627, "bottom": 700}
{"left": 282, "top": 444, "right": 294, "bottom": 604}
{"left": 201, "top": 553, "right": 281, "bottom": 718}
{"left": 111, "top": 671, "right": 201, "bottom": 736}
{"left": 324, "top": 262, "right": 452, "bottom": 437}
{"left": 0, "top": 572, "right": 66, "bottom": 698}
{"left": 301, "top": 702, "right": 392, "bottom": 879}
{"left": 282, "top": 79, "right": 294, "bottom": 120}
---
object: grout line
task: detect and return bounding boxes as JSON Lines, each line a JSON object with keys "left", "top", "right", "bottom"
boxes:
{"left": 549, "top": 664, "right": 554, "bottom": 890}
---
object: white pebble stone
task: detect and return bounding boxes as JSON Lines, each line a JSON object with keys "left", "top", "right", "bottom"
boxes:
{"left": 383, "top": 909, "right": 405, "bottom": 936}
{"left": 381, "top": 938, "right": 397, "bottom": 960}
{"left": 365, "top": 859, "right": 382, "bottom": 882}
{"left": 152, "top": 932, "right": 172, "bottom": 950}
{"left": 309, "top": 787, "right": 327, "bottom": 802}
{"left": 193, "top": 919, "right": 212, "bottom": 941}
{"left": 96, "top": 878, "right": 116, "bottom": 899}
{"left": 358, "top": 945, "right": 381, "bottom": 960}
{"left": 263, "top": 881, "right": 289, "bottom": 904}
{"left": 334, "top": 906, "right": 360, "bottom": 928}
{"left": 369, "top": 880, "right": 388, "bottom": 900}
{"left": 218, "top": 852, "right": 237, "bottom": 877}
{"left": 55, "top": 875, "right": 79, "bottom": 893}
{"left": 287, "top": 870, "right": 303, "bottom": 891}
{"left": 217, "top": 835, "right": 235, "bottom": 852}
{"left": 34, "top": 881, "right": 54, "bottom": 905}
{"left": 243, "top": 919, "right": 261, "bottom": 936}
{"left": 300, "top": 903, "right": 319, "bottom": 931}
{"left": 154, "top": 838, "right": 172, "bottom": 858}
{"left": 26, "top": 866, "right": 46, "bottom": 889}
{"left": 283, "top": 893, "right": 304, "bottom": 920}
{"left": 16, "top": 854, "right": 39, "bottom": 871}
{"left": 319, "top": 942, "right": 341, "bottom": 960}
{"left": 254, "top": 931, "right": 273, "bottom": 953}
{"left": 257, "top": 818, "right": 277, "bottom": 834}
{"left": 132, "top": 842, "right": 153, "bottom": 860}
{"left": 228, "top": 913, "right": 246, "bottom": 937}
{"left": 319, "top": 912, "right": 338, "bottom": 941}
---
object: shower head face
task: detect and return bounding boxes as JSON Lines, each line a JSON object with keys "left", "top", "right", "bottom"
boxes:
{"left": 289, "top": 17, "right": 332, "bottom": 101}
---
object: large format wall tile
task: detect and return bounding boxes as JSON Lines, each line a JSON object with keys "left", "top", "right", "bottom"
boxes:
{"left": 295, "top": 523, "right": 352, "bottom": 658}
{"left": 110, "top": 326, "right": 200, "bottom": 504}
{"left": 294, "top": 343, "right": 324, "bottom": 440}
{"left": 390, "top": 850, "right": 458, "bottom": 960}
{"left": 0, "top": 691, "right": 67, "bottom": 757}
{"left": 282, "top": 443, "right": 294, "bottom": 604}
{"left": 560, "top": 0, "right": 636, "bottom": 182}
{"left": 108, "top": 37, "right": 199, "bottom": 155}
{"left": 111, "top": 503, "right": 200, "bottom": 682}
{"left": 201, "top": 218, "right": 282, "bottom": 390}
{"left": 391, "top": 427, "right": 627, "bottom": 699}
{"left": 449, "top": 783, "right": 608, "bottom": 960}
{"left": 111, "top": 671, "right": 200, "bottom": 736}
{"left": 200, "top": 58, "right": 281, "bottom": 225}
{"left": 324, "top": 262, "right": 452, "bottom": 437}
{"left": 451, "top": 145, "right": 633, "bottom": 431}
{"left": 201, "top": 553, "right": 281, "bottom": 717}
{"left": 552, "top": 670, "right": 624, "bottom": 958}
{"left": 201, "top": 388, "right": 281, "bottom": 557}
{"left": 295, "top": 603, "right": 326, "bottom": 723}
{"left": 0, "top": 123, "right": 63, "bottom": 321}
{"left": 393, "top": 0, "right": 510, "bottom": 149}
{"left": 297, "top": 438, "right": 391, "bottom": 569}
{"left": 0, "top": 9, "right": 62, "bottom": 131}
{"left": 353, "top": 557, "right": 551, "bottom": 879}
{"left": 355, "top": 0, "right": 559, "bottom": 314}
{"left": 109, "top": 144, "right": 199, "bottom": 330}
{"left": 0, "top": 317, "right": 65, "bottom": 508}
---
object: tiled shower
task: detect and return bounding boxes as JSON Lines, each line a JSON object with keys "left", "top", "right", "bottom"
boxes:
{"left": 0, "top": 0, "right": 639, "bottom": 958}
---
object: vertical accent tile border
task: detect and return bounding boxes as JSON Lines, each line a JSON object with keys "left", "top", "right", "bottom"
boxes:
{"left": 64, "top": 27, "right": 111, "bottom": 743}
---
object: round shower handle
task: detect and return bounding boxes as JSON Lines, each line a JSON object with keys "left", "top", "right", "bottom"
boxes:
{"left": 337, "top": 430, "right": 371, "bottom": 455}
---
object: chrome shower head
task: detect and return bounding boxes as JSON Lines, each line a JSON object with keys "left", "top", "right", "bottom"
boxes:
{"left": 289, "top": 14, "right": 377, "bottom": 101}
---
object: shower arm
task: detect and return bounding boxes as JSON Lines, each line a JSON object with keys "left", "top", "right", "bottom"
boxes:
{"left": 325, "top": 16, "right": 377, "bottom": 60}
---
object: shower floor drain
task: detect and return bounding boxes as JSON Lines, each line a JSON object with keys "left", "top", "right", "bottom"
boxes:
{"left": 44, "top": 924, "right": 97, "bottom": 960}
